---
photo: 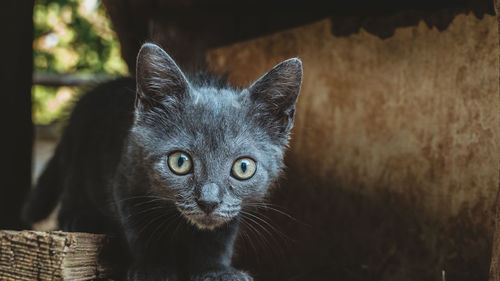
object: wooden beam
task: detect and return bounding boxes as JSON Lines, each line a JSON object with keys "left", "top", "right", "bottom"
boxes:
{"left": 32, "top": 73, "right": 120, "bottom": 87}
{"left": 0, "top": 231, "right": 112, "bottom": 281}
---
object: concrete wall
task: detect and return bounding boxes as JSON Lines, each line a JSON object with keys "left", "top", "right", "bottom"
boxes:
{"left": 206, "top": 13, "right": 499, "bottom": 281}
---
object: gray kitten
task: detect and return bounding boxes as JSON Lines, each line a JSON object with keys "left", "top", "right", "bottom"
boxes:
{"left": 23, "top": 43, "right": 302, "bottom": 281}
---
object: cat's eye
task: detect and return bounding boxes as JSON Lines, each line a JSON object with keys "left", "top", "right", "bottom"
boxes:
{"left": 231, "top": 158, "right": 256, "bottom": 180}
{"left": 167, "top": 151, "right": 192, "bottom": 175}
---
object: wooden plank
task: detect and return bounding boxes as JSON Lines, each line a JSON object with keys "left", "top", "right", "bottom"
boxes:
{"left": 0, "top": 231, "right": 112, "bottom": 281}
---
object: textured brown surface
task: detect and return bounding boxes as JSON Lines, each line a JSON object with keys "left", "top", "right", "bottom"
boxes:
{"left": 207, "top": 13, "right": 499, "bottom": 281}
{"left": 489, "top": 1, "right": 500, "bottom": 280}
{"left": 0, "top": 231, "right": 111, "bottom": 280}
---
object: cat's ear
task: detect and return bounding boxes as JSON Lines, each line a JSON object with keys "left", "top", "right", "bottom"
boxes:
{"left": 135, "top": 43, "right": 189, "bottom": 110}
{"left": 248, "top": 58, "right": 302, "bottom": 138}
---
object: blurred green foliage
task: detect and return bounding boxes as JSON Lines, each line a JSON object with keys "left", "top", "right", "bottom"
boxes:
{"left": 33, "top": 0, "right": 128, "bottom": 125}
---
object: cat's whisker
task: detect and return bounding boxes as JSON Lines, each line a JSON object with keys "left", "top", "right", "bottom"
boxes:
{"left": 218, "top": 209, "right": 240, "bottom": 217}
{"left": 144, "top": 212, "right": 181, "bottom": 250}
{"left": 242, "top": 210, "right": 295, "bottom": 243}
{"left": 240, "top": 211, "right": 281, "bottom": 243}
{"left": 240, "top": 211, "right": 290, "bottom": 258}
{"left": 107, "top": 194, "right": 168, "bottom": 208}
{"left": 134, "top": 211, "right": 177, "bottom": 240}
{"left": 239, "top": 214, "right": 276, "bottom": 256}
{"left": 175, "top": 202, "right": 196, "bottom": 208}
{"left": 243, "top": 202, "right": 298, "bottom": 221}
{"left": 170, "top": 215, "right": 187, "bottom": 243}
{"left": 124, "top": 204, "right": 175, "bottom": 221}
{"left": 236, "top": 222, "right": 258, "bottom": 256}
{"left": 125, "top": 205, "right": 177, "bottom": 228}
{"left": 129, "top": 198, "right": 175, "bottom": 209}
{"left": 116, "top": 194, "right": 171, "bottom": 203}
{"left": 168, "top": 216, "right": 184, "bottom": 242}
{"left": 181, "top": 211, "right": 201, "bottom": 215}
{"left": 125, "top": 210, "right": 164, "bottom": 228}
{"left": 114, "top": 196, "right": 177, "bottom": 214}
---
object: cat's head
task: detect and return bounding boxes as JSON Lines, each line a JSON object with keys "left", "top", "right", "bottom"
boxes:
{"left": 130, "top": 43, "right": 302, "bottom": 230}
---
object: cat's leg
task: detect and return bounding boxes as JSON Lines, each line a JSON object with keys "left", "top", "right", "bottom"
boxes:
{"left": 187, "top": 219, "right": 253, "bottom": 281}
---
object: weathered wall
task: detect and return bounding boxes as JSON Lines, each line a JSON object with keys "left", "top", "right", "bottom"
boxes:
{"left": 207, "top": 14, "right": 499, "bottom": 280}
{"left": 488, "top": 1, "right": 500, "bottom": 280}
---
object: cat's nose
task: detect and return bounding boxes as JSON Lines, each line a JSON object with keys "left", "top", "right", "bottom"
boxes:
{"left": 196, "top": 198, "right": 221, "bottom": 214}
{"left": 197, "top": 183, "right": 222, "bottom": 214}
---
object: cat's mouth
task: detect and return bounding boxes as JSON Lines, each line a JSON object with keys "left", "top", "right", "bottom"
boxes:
{"left": 183, "top": 212, "right": 236, "bottom": 230}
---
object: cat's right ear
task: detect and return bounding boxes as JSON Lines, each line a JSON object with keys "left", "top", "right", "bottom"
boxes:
{"left": 246, "top": 58, "right": 302, "bottom": 141}
{"left": 135, "top": 43, "right": 189, "bottom": 110}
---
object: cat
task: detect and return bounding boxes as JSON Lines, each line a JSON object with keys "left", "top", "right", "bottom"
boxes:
{"left": 22, "top": 43, "right": 302, "bottom": 281}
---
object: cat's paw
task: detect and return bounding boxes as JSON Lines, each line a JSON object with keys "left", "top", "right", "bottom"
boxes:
{"left": 190, "top": 268, "right": 253, "bottom": 281}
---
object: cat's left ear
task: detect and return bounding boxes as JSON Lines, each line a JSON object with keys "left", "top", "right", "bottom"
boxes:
{"left": 248, "top": 58, "right": 303, "bottom": 138}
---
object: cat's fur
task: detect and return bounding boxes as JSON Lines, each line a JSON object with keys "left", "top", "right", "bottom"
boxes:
{"left": 22, "top": 43, "right": 302, "bottom": 281}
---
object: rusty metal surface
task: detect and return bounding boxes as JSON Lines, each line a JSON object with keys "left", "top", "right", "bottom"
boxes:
{"left": 207, "top": 14, "right": 499, "bottom": 281}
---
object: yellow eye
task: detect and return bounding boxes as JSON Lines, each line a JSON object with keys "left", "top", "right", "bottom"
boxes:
{"left": 231, "top": 158, "right": 256, "bottom": 180}
{"left": 168, "top": 151, "right": 192, "bottom": 175}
